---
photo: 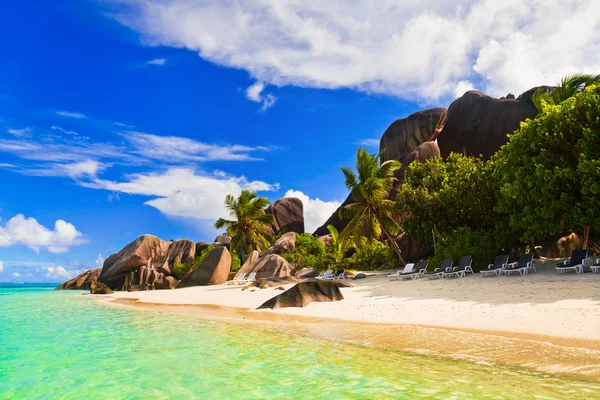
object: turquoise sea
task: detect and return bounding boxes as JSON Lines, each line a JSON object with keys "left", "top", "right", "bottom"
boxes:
{"left": 1, "top": 284, "right": 599, "bottom": 399}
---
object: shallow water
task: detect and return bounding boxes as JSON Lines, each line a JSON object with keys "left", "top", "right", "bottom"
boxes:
{"left": 1, "top": 285, "right": 599, "bottom": 399}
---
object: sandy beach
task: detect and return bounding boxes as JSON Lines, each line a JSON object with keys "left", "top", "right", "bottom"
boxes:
{"left": 101, "top": 261, "right": 600, "bottom": 380}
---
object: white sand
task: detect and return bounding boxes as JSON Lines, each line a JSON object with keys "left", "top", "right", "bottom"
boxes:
{"left": 107, "top": 262, "right": 600, "bottom": 341}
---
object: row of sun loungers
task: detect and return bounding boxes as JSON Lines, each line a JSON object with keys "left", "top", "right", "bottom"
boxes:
{"left": 316, "top": 269, "right": 346, "bottom": 280}
{"left": 226, "top": 272, "right": 257, "bottom": 285}
{"left": 229, "top": 250, "right": 600, "bottom": 285}
{"left": 388, "top": 250, "right": 600, "bottom": 281}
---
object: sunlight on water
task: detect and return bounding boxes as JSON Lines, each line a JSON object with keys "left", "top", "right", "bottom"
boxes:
{"left": 1, "top": 286, "right": 598, "bottom": 399}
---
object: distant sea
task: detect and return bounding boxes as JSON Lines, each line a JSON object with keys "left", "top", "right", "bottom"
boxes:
{"left": 1, "top": 284, "right": 598, "bottom": 399}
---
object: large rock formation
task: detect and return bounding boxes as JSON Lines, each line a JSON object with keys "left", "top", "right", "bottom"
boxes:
{"left": 94, "top": 235, "right": 210, "bottom": 290}
{"left": 314, "top": 142, "right": 441, "bottom": 236}
{"left": 90, "top": 281, "right": 113, "bottom": 295}
{"left": 257, "top": 281, "right": 344, "bottom": 309}
{"left": 438, "top": 90, "right": 538, "bottom": 159}
{"left": 154, "top": 239, "right": 196, "bottom": 275}
{"left": 262, "top": 232, "right": 297, "bottom": 256}
{"left": 55, "top": 268, "right": 101, "bottom": 290}
{"left": 98, "top": 235, "right": 170, "bottom": 287}
{"left": 178, "top": 246, "right": 232, "bottom": 288}
{"left": 265, "top": 197, "right": 305, "bottom": 234}
{"left": 380, "top": 108, "right": 447, "bottom": 163}
{"left": 248, "top": 254, "right": 295, "bottom": 280}
{"left": 120, "top": 266, "right": 165, "bottom": 291}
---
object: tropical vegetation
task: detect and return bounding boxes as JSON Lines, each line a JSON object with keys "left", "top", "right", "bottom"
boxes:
{"left": 339, "top": 147, "right": 406, "bottom": 265}
{"left": 214, "top": 190, "right": 274, "bottom": 260}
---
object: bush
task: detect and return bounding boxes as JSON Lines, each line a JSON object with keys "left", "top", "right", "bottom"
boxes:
{"left": 428, "top": 227, "right": 497, "bottom": 272}
{"left": 282, "top": 233, "right": 328, "bottom": 271}
{"left": 345, "top": 240, "right": 396, "bottom": 271}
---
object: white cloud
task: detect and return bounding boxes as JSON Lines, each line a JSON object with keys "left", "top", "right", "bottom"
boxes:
{"left": 0, "top": 215, "right": 88, "bottom": 253}
{"left": 245, "top": 81, "right": 277, "bottom": 111}
{"left": 7, "top": 127, "right": 32, "bottom": 137}
{"left": 284, "top": 190, "right": 341, "bottom": 233}
{"left": 454, "top": 80, "right": 476, "bottom": 98}
{"left": 109, "top": 0, "right": 600, "bottom": 101}
{"left": 124, "top": 131, "right": 267, "bottom": 161}
{"left": 96, "top": 253, "right": 105, "bottom": 266}
{"left": 57, "top": 111, "right": 86, "bottom": 119}
{"left": 0, "top": 261, "right": 3, "bottom": 273}
{"left": 357, "top": 138, "right": 379, "bottom": 147}
{"left": 83, "top": 168, "right": 279, "bottom": 220}
{"left": 51, "top": 126, "right": 78, "bottom": 135}
{"left": 147, "top": 58, "right": 166, "bottom": 65}
{"left": 45, "top": 266, "right": 72, "bottom": 279}
{"left": 12, "top": 272, "right": 21, "bottom": 278}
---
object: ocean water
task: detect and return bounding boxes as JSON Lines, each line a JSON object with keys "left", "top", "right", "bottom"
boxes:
{"left": 1, "top": 285, "right": 598, "bottom": 399}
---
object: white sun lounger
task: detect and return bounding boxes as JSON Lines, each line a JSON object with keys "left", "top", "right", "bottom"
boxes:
{"left": 555, "top": 250, "right": 589, "bottom": 274}
{"left": 503, "top": 254, "right": 535, "bottom": 275}
{"left": 480, "top": 255, "right": 509, "bottom": 277}
{"left": 316, "top": 270, "right": 333, "bottom": 280}
{"left": 227, "top": 272, "right": 246, "bottom": 285}
{"left": 387, "top": 263, "right": 414, "bottom": 281}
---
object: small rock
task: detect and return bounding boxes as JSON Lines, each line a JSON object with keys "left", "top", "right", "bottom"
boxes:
{"left": 353, "top": 273, "right": 367, "bottom": 280}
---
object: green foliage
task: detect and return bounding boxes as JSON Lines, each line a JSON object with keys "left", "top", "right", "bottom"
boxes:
{"left": 282, "top": 233, "right": 328, "bottom": 271}
{"left": 340, "top": 147, "right": 405, "bottom": 263}
{"left": 492, "top": 84, "right": 600, "bottom": 242}
{"left": 172, "top": 245, "right": 214, "bottom": 279}
{"left": 345, "top": 240, "right": 396, "bottom": 271}
{"left": 397, "top": 153, "right": 498, "bottom": 246}
{"left": 230, "top": 250, "right": 241, "bottom": 272}
{"left": 214, "top": 190, "right": 274, "bottom": 257}
{"left": 428, "top": 227, "right": 497, "bottom": 272}
{"left": 532, "top": 73, "right": 600, "bottom": 112}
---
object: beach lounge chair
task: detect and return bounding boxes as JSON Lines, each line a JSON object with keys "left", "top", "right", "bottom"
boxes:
{"left": 387, "top": 263, "right": 414, "bottom": 281}
{"left": 245, "top": 272, "right": 257, "bottom": 283}
{"left": 591, "top": 258, "right": 600, "bottom": 273}
{"left": 403, "top": 260, "right": 429, "bottom": 280}
{"left": 425, "top": 259, "right": 453, "bottom": 280}
{"left": 328, "top": 269, "right": 346, "bottom": 280}
{"left": 503, "top": 253, "right": 534, "bottom": 275}
{"left": 227, "top": 272, "right": 246, "bottom": 285}
{"left": 316, "top": 270, "right": 333, "bottom": 280}
{"left": 555, "top": 250, "right": 590, "bottom": 274}
{"left": 480, "top": 255, "right": 509, "bottom": 277}
{"left": 443, "top": 256, "right": 473, "bottom": 278}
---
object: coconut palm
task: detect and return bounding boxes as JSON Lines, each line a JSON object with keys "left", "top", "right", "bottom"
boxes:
{"left": 532, "top": 73, "right": 600, "bottom": 112}
{"left": 339, "top": 147, "right": 406, "bottom": 265}
{"left": 214, "top": 190, "right": 274, "bottom": 259}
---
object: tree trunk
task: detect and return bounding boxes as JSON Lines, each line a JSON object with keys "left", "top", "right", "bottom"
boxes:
{"left": 583, "top": 225, "right": 590, "bottom": 250}
{"left": 383, "top": 229, "right": 406, "bottom": 266}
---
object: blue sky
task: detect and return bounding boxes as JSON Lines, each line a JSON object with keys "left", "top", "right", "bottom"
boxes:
{"left": 1, "top": 1, "right": 598, "bottom": 282}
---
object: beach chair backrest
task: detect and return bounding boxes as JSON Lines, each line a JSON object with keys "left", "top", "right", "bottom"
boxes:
{"left": 494, "top": 255, "right": 509, "bottom": 268}
{"left": 403, "top": 263, "right": 415, "bottom": 273}
{"left": 517, "top": 253, "right": 533, "bottom": 268}
{"left": 439, "top": 259, "right": 453, "bottom": 271}
{"left": 335, "top": 269, "right": 345, "bottom": 276}
{"left": 570, "top": 249, "right": 588, "bottom": 264}
{"left": 247, "top": 272, "right": 257, "bottom": 280}
{"left": 458, "top": 256, "right": 472, "bottom": 268}
{"left": 323, "top": 270, "right": 333, "bottom": 278}
{"left": 416, "top": 260, "right": 428, "bottom": 272}
{"left": 237, "top": 272, "right": 246, "bottom": 280}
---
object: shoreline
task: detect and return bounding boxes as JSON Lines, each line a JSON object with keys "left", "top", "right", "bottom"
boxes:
{"left": 96, "top": 263, "right": 600, "bottom": 381}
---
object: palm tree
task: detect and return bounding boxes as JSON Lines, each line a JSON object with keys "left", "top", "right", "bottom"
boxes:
{"left": 532, "top": 73, "right": 600, "bottom": 112}
{"left": 339, "top": 147, "right": 406, "bottom": 265}
{"left": 214, "top": 190, "right": 274, "bottom": 260}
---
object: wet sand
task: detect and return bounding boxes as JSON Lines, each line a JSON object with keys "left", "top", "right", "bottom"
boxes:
{"left": 98, "top": 261, "right": 600, "bottom": 381}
